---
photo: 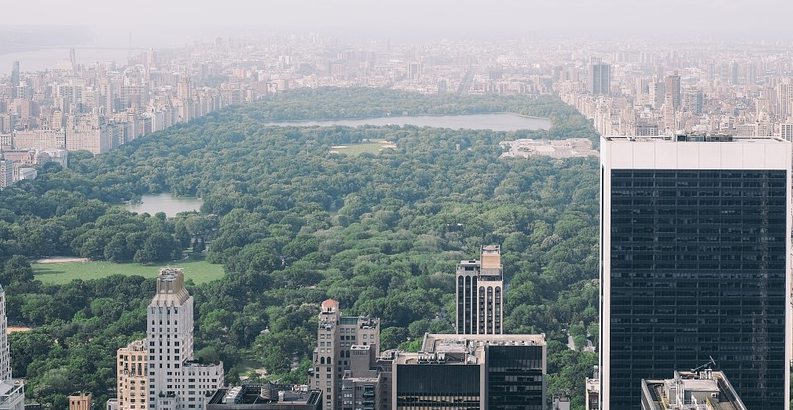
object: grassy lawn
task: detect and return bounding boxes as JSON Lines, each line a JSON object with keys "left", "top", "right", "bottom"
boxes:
{"left": 33, "top": 258, "right": 225, "bottom": 285}
{"left": 331, "top": 139, "right": 396, "bottom": 155}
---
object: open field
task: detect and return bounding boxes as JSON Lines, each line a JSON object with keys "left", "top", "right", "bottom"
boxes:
{"left": 330, "top": 139, "right": 396, "bottom": 155}
{"left": 33, "top": 258, "right": 225, "bottom": 285}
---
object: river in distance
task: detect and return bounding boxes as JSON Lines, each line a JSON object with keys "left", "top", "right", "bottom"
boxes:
{"left": 0, "top": 48, "right": 132, "bottom": 73}
{"left": 264, "top": 113, "right": 550, "bottom": 132}
{"left": 125, "top": 193, "right": 203, "bottom": 218}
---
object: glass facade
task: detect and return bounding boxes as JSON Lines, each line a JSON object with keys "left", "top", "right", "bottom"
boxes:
{"left": 396, "top": 364, "right": 481, "bottom": 409}
{"left": 607, "top": 169, "right": 787, "bottom": 410}
{"left": 487, "top": 346, "right": 545, "bottom": 410}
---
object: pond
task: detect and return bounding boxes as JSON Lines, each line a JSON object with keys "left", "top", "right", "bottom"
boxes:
{"left": 125, "top": 193, "right": 203, "bottom": 217}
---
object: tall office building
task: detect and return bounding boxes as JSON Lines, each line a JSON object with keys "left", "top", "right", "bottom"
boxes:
{"left": 0, "top": 286, "right": 24, "bottom": 410}
{"left": 591, "top": 63, "right": 611, "bottom": 96}
{"left": 456, "top": 245, "right": 503, "bottom": 335}
{"left": 664, "top": 72, "right": 681, "bottom": 110}
{"left": 600, "top": 135, "right": 791, "bottom": 410}
{"left": 309, "top": 299, "right": 379, "bottom": 410}
{"left": 393, "top": 334, "right": 546, "bottom": 410}
{"left": 147, "top": 268, "right": 224, "bottom": 410}
{"left": 10, "top": 62, "right": 19, "bottom": 100}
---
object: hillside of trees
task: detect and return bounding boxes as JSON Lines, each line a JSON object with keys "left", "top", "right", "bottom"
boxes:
{"left": 0, "top": 88, "right": 600, "bottom": 409}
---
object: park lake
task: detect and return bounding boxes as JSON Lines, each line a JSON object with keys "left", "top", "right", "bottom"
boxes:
{"left": 124, "top": 193, "right": 203, "bottom": 217}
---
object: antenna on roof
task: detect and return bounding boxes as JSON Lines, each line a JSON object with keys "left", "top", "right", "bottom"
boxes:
{"left": 691, "top": 356, "right": 717, "bottom": 373}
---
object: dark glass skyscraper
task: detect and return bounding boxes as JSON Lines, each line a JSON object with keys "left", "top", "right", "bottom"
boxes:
{"left": 600, "top": 135, "right": 791, "bottom": 410}
{"left": 591, "top": 63, "right": 611, "bottom": 96}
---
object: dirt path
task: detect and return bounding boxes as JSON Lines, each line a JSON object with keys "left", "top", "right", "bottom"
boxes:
{"left": 35, "top": 257, "right": 89, "bottom": 264}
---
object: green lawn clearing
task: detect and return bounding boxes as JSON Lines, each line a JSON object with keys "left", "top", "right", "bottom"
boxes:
{"left": 33, "top": 258, "right": 225, "bottom": 285}
{"left": 330, "top": 139, "right": 396, "bottom": 155}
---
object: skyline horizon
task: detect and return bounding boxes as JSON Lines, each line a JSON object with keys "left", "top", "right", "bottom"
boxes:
{"left": 4, "top": 0, "right": 793, "bottom": 44}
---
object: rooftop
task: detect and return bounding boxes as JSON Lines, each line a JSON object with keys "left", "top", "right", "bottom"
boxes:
{"left": 152, "top": 268, "right": 190, "bottom": 305}
{"left": 422, "top": 333, "right": 546, "bottom": 353}
{"left": 641, "top": 370, "right": 747, "bottom": 410}
{"left": 207, "top": 384, "right": 320, "bottom": 407}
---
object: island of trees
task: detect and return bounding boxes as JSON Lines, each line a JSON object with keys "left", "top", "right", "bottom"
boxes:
{"left": 0, "top": 88, "right": 600, "bottom": 410}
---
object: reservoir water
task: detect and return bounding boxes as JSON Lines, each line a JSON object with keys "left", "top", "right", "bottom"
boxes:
{"left": 264, "top": 113, "right": 550, "bottom": 132}
{"left": 125, "top": 193, "right": 203, "bottom": 217}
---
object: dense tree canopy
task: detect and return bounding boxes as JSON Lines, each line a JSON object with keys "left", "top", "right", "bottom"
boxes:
{"left": 0, "top": 88, "right": 599, "bottom": 410}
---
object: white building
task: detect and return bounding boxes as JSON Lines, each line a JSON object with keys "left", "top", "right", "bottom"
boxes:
{"left": 0, "top": 286, "right": 24, "bottom": 410}
{"left": 147, "top": 268, "right": 223, "bottom": 410}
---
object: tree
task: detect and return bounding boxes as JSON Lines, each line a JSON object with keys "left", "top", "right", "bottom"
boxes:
{"left": 3, "top": 255, "right": 34, "bottom": 285}
{"left": 134, "top": 232, "right": 181, "bottom": 263}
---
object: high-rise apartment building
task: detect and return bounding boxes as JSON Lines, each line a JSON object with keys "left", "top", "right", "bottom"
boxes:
{"left": 600, "top": 135, "right": 791, "bottom": 410}
{"left": 0, "top": 158, "right": 12, "bottom": 190}
{"left": 117, "top": 339, "right": 148, "bottom": 410}
{"left": 309, "top": 299, "right": 379, "bottom": 410}
{"left": 0, "top": 286, "right": 24, "bottom": 410}
{"left": 591, "top": 63, "right": 611, "bottom": 96}
{"left": 776, "top": 78, "right": 793, "bottom": 121}
{"left": 147, "top": 268, "right": 224, "bottom": 410}
{"left": 456, "top": 245, "right": 503, "bottom": 335}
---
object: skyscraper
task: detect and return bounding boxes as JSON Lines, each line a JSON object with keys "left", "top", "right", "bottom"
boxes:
{"left": 147, "top": 268, "right": 224, "bottom": 410}
{"left": 600, "top": 135, "right": 791, "bottom": 410}
{"left": 10, "top": 62, "right": 19, "bottom": 100}
{"left": 456, "top": 245, "right": 503, "bottom": 335}
{"left": 664, "top": 72, "right": 681, "bottom": 110}
{"left": 591, "top": 63, "right": 611, "bottom": 96}
{"left": 0, "top": 286, "right": 24, "bottom": 410}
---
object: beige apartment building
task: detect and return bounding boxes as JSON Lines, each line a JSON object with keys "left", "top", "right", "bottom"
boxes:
{"left": 69, "top": 392, "right": 93, "bottom": 410}
{"left": 117, "top": 339, "right": 148, "bottom": 410}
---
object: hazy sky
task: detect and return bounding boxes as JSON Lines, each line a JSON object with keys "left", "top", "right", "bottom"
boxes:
{"left": 6, "top": 0, "right": 793, "bottom": 42}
